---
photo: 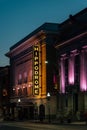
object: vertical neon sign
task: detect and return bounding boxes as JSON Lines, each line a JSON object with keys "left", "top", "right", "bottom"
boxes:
{"left": 33, "top": 45, "right": 39, "bottom": 95}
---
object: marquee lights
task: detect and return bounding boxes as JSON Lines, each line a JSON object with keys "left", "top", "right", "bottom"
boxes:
{"left": 33, "top": 45, "right": 39, "bottom": 95}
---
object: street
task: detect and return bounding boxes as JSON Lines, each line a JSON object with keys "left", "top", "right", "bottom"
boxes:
{"left": 0, "top": 125, "right": 28, "bottom": 130}
{"left": 0, "top": 121, "right": 87, "bottom": 130}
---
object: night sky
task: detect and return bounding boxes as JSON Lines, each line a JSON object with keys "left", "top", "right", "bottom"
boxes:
{"left": 0, "top": 0, "right": 87, "bottom": 66}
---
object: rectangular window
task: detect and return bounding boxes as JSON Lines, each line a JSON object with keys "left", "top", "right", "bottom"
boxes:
{"left": 24, "top": 72, "right": 28, "bottom": 83}
{"left": 18, "top": 74, "right": 22, "bottom": 84}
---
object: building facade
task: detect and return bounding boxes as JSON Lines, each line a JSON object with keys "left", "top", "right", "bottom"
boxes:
{"left": 6, "top": 8, "right": 87, "bottom": 121}
{"left": 0, "top": 66, "right": 10, "bottom": 120}
{"left": 6, "top": 23, "right": 59, "bottom": 121}
{"left": 55, "top": 8, "right": 87, "bottom": 121}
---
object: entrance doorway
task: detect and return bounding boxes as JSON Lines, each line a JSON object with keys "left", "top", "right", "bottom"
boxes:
{"left": 22, "top": 106, "right": 34, "bottom": 120}
{"left": 39, "top": 104, "right": 45, "bottom": 121}
{"left": 28, "top": 105, "right": 34, "bottom": 120}
{"left": 17, "top": 102, "right": 35, "bottom": 120}
{"left": 73, "top": 93, "right": 78, "bottom": 113}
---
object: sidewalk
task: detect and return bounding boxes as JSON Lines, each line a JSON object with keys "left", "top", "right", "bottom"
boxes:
{"left": 1, "top": 119, "right": 87, "bottom": 130}
{"left": 69, "top": 121, "right": 86, "bottom": 125}
{"left": 1, "top": 118, "right": 87, "bottom": 126}
{"left": 23, "top": 119, "right": 87, "bottom": 126}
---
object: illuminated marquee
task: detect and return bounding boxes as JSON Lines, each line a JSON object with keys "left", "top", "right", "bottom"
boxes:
{"left": 33, "top": 45, "right": 39, "bottom": 95}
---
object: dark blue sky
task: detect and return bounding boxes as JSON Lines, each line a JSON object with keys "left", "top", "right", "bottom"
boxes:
{"left": 0, "top": 0, "right": 87, "bottom": 66}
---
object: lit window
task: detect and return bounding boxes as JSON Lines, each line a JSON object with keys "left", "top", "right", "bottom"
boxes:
{"left": 18, "top": 74, "right": 22, "bottom": 84}
{"left": 24, "top": 72, "right": 28, "bottom": 83}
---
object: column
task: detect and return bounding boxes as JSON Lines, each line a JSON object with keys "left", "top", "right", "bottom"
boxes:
{"left": 68, "top": 53, "right": 75, "bottom": 85}
{"left": 80, "top": 50, "right": 87, "bottom": 91}
{"left": 60, "top": 57, "right": 65, "bottom": 93}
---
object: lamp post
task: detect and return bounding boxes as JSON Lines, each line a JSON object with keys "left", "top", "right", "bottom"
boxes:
{"left": 47, "top": 92, "right": 51, "bottom": 123}
{"left": 17, "top": 98, "right": 22, "bottom": 120}
{"left": 18, "top": 98, "right": 21, "bottom": 103}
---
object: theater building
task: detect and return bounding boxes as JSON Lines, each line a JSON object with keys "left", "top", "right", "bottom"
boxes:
{"left": 6, "top": 23, "right": 59, "bottom": 121}
{"left": 6, "top": 8, "right": 87, "bottom": 121}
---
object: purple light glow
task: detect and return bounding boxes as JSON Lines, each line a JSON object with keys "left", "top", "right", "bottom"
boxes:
{"left": 68, "top": 54, "right": 75, "bottom": 85}
{"left": 53, "top": 74, "right": 57, "bottom": 84}
{"left": 80, "top": 51, "right": 87, "bottom": 91}
{"left": 60, "top": 58, "right": 65, "bottom": 93}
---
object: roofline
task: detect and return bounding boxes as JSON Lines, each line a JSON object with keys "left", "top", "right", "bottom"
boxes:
{"left": 56, "top": 31, "right": 87, "bottom": 48}
{"left": 59, "top": 8, "right": 87, "bottom": 26}
{"left": 10, "top": 22, "right": 59, "bottom": 51}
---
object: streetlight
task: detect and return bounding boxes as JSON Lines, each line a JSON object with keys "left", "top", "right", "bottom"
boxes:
{"left": 45, "top": 61, "right": 48, "bottom": 64}
{"left": 47, "top": 92, "right": 51, "bottom": 123}
{"left": 18, "top": 98, "right": 21, "bottom": 103}
{"left": 17, "top": 98, "right": 22, "bottom": 120}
